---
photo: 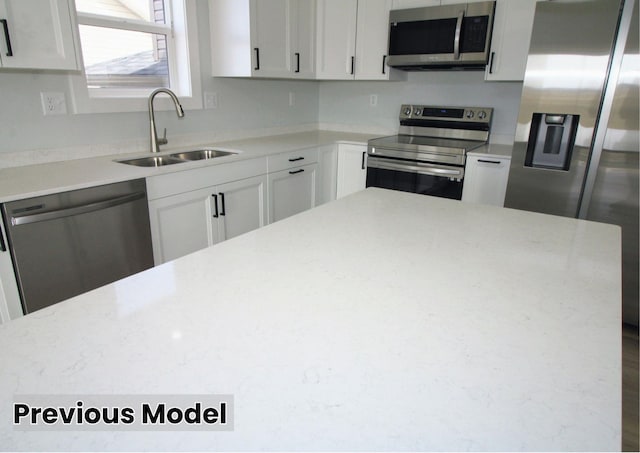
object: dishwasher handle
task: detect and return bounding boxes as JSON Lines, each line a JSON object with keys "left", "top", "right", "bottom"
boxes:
{"left": 10, "top": 191, "right": 146, "bottom": 226}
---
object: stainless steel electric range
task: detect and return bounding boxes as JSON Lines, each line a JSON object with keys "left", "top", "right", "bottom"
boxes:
{"left": 367, "top": 104, "right": 493, "bottom": 200}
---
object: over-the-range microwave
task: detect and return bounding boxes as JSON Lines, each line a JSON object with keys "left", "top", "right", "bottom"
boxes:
{"left": 386, "top": 1, "right": 496, "bottom": 70}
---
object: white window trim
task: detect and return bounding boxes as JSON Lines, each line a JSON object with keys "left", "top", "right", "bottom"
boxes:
{"left": 68, "top": 0, "right": 202, "bottom": 114}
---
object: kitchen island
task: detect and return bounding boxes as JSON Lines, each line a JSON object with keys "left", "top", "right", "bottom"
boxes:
{"left": 0, "top": 188, "right": 621, "bottom": 451}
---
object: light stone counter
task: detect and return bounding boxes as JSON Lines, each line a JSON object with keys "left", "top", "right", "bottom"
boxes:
{"left": 0, "top": 130, "right": 375, "bottom": 203}
{"left": 467, "top": 143, "right": 514, "bottom": 158}
{"left": 0, "top": 188, "right": 621, "bottom": 451}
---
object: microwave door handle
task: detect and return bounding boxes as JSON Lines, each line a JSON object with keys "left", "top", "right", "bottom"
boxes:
{"left": 454, "top": 10, "right": 464, "bottom": 60}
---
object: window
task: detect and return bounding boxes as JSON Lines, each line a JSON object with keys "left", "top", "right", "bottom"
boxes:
{"left": 70, "top": 0, "right": 201, "bottom": 113}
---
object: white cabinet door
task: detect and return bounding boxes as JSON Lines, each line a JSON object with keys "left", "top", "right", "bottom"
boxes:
{"left": 315, "top": 0, "right": 357, "bottom": 79}
{"left": 336, "top": 144, "right": 367, "bottom": 199}
{"left": 462, "top": 155, "right": 511, "bottom": 206}
{"left": 354, "top": 0, "right": 392, "bottom": 80}
{"left": 292, "top": 0, "right": 316, "bottom": 78}
{"left": 268, "top": 164, "right": 317, "bottom": 223}
{"left": 148, "top": 188, "right": 219, "bottom": 265}
{"left": 316, "top": 144, "right": 338, "bottom": 205}
{"left": 391, "top": 0, "right": 440, "bottom": 7}
{"left": 216, "top": 175, "right": 268, "bottom": 241}
{"left": 0, "top": 0, "right": 78, "bottom": 70}
{"left": 484, "top": 0, "right": 537, "bottom": 81}
{"left": 250, "top": 0, "right": 291, "bottom": 77}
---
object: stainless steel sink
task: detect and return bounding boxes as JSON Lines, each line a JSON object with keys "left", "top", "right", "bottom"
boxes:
{"left": 117, "top": 149, "right": 237, "bottom": 167}
{"left": 170, "top": 149, "right": 237, "bottom": 161}
{"left": 118, "top": 156, "right": 185, "bottom": 167}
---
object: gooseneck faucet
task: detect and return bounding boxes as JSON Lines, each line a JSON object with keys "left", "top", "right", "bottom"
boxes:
{"left": 148, "top": 88, "right": 185, "bottom": 153}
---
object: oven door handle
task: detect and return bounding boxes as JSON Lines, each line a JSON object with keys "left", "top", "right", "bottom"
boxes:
{"left": 367, "top": 157, "right": 464, "bottom": 179}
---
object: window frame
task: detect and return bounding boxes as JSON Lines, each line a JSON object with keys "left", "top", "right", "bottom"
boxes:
{"left": 68, "top": 0, "right": 202, "bottom": 114}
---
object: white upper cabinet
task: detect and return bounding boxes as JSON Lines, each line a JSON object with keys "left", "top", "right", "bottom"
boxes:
{"left": 210, "top": 0, "right": 315, "bottom": 78}
{"left": 484, "top": 0, "right": 537, "bottom": 81}
{"left": 0, "top": 0, "right": 79, "bottom": 70}
{"left": 315, "top": 0, "right": 358, "bottom": 79}
{"left": 316, "top": 0, "right": 403, "bottom": 80}
{"left": 250, "top": 0, "right": 291, "bottom": 77}
{"left": 355, "top": 0, "right": 396, "bottom": 80}
{"left": 391, "top": 0, "right": 439, "bottom": 7}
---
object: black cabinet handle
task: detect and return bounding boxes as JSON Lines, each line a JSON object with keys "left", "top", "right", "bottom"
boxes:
{"left": 254, "top": 47, "right": 260, "bottom": 71}
{"left": 488, "top": 51, "right": 495, "bottom": 74}
{"left": 212, "top": 194, "right": 219, "bottom": 218}
{"left": 478, "top": 159, "right": 501, "bottom": 165}
{"left": 219, "top": 192, "right": 226, "bottom": 216}
{"left": 361, "top": 151, "right": 366, "bottom": 170}
{"left": 295, "top": 52, "right": 300, "bottom": 73}
{"left": 1, "top": 19, "right": 13, "bottom": 57}
{"left": 382, "top": 55, "right": 387, "bottom": 74}
{"left": 289, "top": 169, "right": 304, "bottom": 175}
{"left": 351, "top": 56, "right": 355, "bottom": 75}
{"left": 0, "top": 225, "right": 6, "bottom": 252}
{"left": 288, "top": 157, "right": 304, "bottom": 162}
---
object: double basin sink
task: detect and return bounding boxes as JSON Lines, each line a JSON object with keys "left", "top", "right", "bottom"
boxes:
{"left": 118, "top": 149, "right": 237, "bottom": 167}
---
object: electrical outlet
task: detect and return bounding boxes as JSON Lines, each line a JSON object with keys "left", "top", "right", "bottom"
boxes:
{"left": 289, "top": 92, "right": 295, "bottom": 107}
{"left": 370, "top": 94, "right": 378, "bottom": 107}
{"left": 41, "top": 92, "right": 67, "bottom": 116}
{"left": 204, "top": 92, "right": 218, "bottom": 109}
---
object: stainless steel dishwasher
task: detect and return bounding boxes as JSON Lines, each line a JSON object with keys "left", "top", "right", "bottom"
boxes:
{"left": 1, "top": 179, "right": 154, "bottom": 314}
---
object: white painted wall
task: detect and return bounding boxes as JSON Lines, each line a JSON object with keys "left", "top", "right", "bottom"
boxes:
{"left": 318, "top": 71, "right": 524, "bottom": 144}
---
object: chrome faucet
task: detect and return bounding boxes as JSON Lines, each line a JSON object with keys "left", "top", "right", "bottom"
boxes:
{"left": 148, "top": 88, "right": 185, "bottom": 153}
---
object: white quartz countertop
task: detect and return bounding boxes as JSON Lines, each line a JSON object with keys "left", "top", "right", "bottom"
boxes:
{"left": 467, "top": 143, "right": 514, "bottom": 158}
{"left": 0, "top": 130, "right": 375, "bottom": 203}
{"left": 0, "top": 188, "right": 621, "bottom": 451}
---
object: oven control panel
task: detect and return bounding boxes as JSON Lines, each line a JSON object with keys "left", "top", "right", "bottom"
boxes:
{"left": 400, "top": 104, "right": 493, "bottom": 125}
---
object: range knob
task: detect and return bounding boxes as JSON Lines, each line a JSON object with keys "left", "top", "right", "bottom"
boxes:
{"left": 478, "top": 110, "right": 487, "bottom": 120}
{"left": 403, "top": 106, "right": 412, "bottom": 116}
{"left": 414, "top": 108, "right": 423, "bottom": 116}
{"left": 466, "top": 110, "right": 475, "bottom": 119}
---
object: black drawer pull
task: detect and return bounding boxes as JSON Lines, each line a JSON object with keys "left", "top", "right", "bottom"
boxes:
{"left": 295, "top": 52, "right": 300, "bottom": 73}
{"left": 478, "top": 159, "right": 501, "bottom": 165}
{"left": 212, "top": 194, "right": 219, "bottom": 218}
{"left": 351, "top": 56, "right": 355, "bottom": 75}
{"left": 0, "top": 225, "right": 6, "bottom": 252}
{"left": 254, "top": 47, "right": 260, "bottom": 71}
{"left": 1, "top": 19, "right": 13, "bottom": 57}
{"left": 288, "top": 157, "right": 304, "bottom": 162}
{"left": 219, "top": 192, "right": 226, "bottom": 216}
{"left": 488, "top": 52, "right": 495, "bottom": 74}
{"left": 361, "top": 151, "right": 366, "bottom": 170}
{"left": 289, "top": 169, "right": 305, "bottom": 175}
{"left": 382, "top": 55, "right": 386, "bottom": 74}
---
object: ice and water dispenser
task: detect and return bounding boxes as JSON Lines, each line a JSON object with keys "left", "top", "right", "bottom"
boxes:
{"left": 525, "top": 113, "right": 580, "bottom": 170}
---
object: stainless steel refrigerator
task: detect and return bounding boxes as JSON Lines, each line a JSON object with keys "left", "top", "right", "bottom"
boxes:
{"left": 505, "top": 0, "right": 639, "bottom": 326}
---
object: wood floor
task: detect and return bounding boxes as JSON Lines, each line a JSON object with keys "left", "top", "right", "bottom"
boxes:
{"left": 622, "top": 323, "right": 639, "bottom": 452}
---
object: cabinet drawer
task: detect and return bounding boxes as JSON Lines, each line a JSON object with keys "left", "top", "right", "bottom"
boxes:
{"left": 146, "top": 157, "right": 268, "bottom": 200}
{"left": 267, "top": 148, "right": 318, "bottom": 172}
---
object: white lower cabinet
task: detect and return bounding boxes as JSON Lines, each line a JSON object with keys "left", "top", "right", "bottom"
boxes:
{"left": 216, "top": 176, "right": 268, "bottom": 241}
{"left": 336, "top": 143, "right": 367, "bottom": 199}
{"left": 149, "top": 174, "right": 267, "bottom": 265}
{"left": 149, "top": 187, "right": 219, "bottom": 265}
{"left": 268, "top": 164, "right": 317, "bottom": 223}
{"left": 147, "top": 158, "right": 268, "bottom": 265}
{"left": 462, "top": 154, "right": 511, "bottom": 206}
{"left": 316, "top": 144, "right": 338, "bottom": 205}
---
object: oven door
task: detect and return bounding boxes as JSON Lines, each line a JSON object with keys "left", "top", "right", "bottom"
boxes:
{"left": 366, "top": 155, "right": 464, "bottom": 200}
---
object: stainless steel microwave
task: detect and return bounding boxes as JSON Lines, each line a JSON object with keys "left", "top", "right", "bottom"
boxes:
{"left": 386, "top": 1, "right": 496, "bottom": 70}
